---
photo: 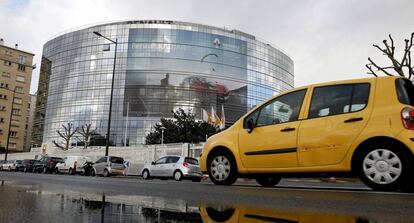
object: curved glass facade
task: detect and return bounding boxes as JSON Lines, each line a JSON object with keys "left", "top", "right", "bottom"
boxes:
{"left": 38, "top": 20, "right": 294, "bottom": 145}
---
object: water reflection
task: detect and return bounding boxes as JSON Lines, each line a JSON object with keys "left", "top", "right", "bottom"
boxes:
{"left": 0, "top": 181, "right": 390, "bottom": 223}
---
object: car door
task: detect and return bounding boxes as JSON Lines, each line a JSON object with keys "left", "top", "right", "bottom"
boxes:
{"left": 164, "top": 156, "right": 180, "bottom": 177}
{"left": 151, "top": 157, "right": 167, "bottom": 177}
{"left": 298, "top": 82, "right": 372, "bottom": 167}
{"left": 238, "top": 89, "right": 307, "bottom": 169}
{"left": 94, "top": 157, "right": 106, "bottom": 174}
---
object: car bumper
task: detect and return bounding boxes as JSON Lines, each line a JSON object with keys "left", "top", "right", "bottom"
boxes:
{"left": 108, "top": 168, "right": 125, "bottom": 175}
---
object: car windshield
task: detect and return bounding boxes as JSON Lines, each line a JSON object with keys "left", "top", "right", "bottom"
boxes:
{"left": 16, "top": 160, "right": 22, "bottom": 164}
{"left": 109, "top": 157, "right": 124, "bottom": 164}
{"left": 184, "top": 158, "right": 199, "bottom": 165}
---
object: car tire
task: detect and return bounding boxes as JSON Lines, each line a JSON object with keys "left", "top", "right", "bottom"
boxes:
{"left": 255, "top": 175, "right": 281, "bottom": 187}
{"left": 358, "top": 144, "right": 411, "bottom": 192}
{"left": 142, "top": 169, "right": 150, "bottom": 180}
{"left": 42, "top": 167, "right": 48, "bottom": 174}
{"left": 103, "top": 169, "right": 110, "bottom": 177}
{"left": 208, "top": 151, "right": 238, "bottom": 185}
{"left": 68, "top": 168, "right": 73, "bottom": 175}
{"left": 174, "top": 170, "right": 183, "bottom": 181}
{"left": 55, "top": 168, "right": 60, "bottom": 174}
{"left": 23, "top": 167, "right": 27, "bottom": 172}
{"left": 8, "top": 167, "right": 11, "bottom": 172}
{"left": 91, "top": 169, "right": 96, "bottom": 177}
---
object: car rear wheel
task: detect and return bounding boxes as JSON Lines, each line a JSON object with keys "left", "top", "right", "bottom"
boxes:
{"left": 255, "top": 175, "right": 281, "bottom": 187}
{"left": 8, "top": 167, "right": 11, "bottom": 172}
{"left": 103, "top": 169, "right": 110, "bottom": 177}
{"left": 23, "top": 167, "right": 27, "bottom": 172}
{"left": 42, "top": 167, "right": 48, "bottom": 174}
{"left": 142, "top": 169, "right": 150, "bottom": 180}
{"left": 208, "top": 151, "right": 238, "bottom": 185}
{"left": 359, "top": 145, "right": 411, "bottom": 191}
{"left": 174, "top": 170, "right": 183, "bottom": 181}
{"left": 68, "top": 168, "right": 73, "bottom": 175}
{"left": 55, "top": 168, "right": 60, "bottom": 174}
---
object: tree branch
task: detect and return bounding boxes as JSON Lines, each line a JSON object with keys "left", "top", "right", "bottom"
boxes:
{"left": 368, "top": 57, "right": 392, "bottom": 76}
{"left": 365, "top": 64, "right": 378, "bottom": 77}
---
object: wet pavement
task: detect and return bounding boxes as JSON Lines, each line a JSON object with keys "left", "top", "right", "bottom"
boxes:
{"left": 0, "top": 172, "right": 414, "bottom": 222}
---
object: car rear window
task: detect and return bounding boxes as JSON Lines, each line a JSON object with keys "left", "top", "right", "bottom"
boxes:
{"left": 51, "top": 157, "right": 62, "bottom": 162}
{"left": 184, "top": 158, "right": 199, "bottom": 165}
{"left": 396, "top": 78, "right": 414, "bottom": 106}
{"left": 110, "top": 157, "right": 124, "bottom": 164}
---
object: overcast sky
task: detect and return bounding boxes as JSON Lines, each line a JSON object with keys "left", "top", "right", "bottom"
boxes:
{"left": 1, "top": 0, "right": 413, "bottom": 94}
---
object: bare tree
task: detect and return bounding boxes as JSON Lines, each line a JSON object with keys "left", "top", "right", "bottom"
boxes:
{"left": 76, "top": 124, "right": 97, "bottom": 149}
{"left": 366, "top": 32, "right": 414, "bottom": 80}
{"left": 52, "top": 123, "right": 77, "bottom": 151}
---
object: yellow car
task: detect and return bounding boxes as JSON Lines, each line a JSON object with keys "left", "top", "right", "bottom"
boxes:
{"left": 200, "top": 206, "right": 375, "bottom": 223}
{"left": 200, "top": 76, "right": 414, "bottom": 191}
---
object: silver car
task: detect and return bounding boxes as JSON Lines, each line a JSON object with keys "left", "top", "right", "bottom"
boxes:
{"left": 91, "top": 156, "right": 125, "bottom": 177}
{"left": 141, "top": 156, "right": 203, "bottom": 182}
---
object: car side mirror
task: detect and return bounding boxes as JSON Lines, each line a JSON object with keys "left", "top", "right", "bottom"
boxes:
{"left": 151, "top": 161, "right": 155, "bottom": 165}
{"left": 247, "top": 118, "right": 255, "bottom": 133}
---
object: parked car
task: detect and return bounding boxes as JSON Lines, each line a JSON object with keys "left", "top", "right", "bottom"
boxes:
{"left": 200, "top": 76, "right": 414, "bottom": 191}
{"left": 13, "top": 160, "right": 24, "bottom": 171}
{"left": 55, "top": 156, "right": 91, "bottom": 174}
{"left": 0, "top": 160, "right": 6, "bottom": 171}
{"left": 20, "top": 159, "right": 37, "bottom": 172}
{"left": 141, "top": 156, "right": 203, "bottom": 182}
{"left": 32, "top": 156, "right": 63, "bottom": 173}
{"left": 1, "top": 160, "right": 16, "bottom": 171}
{"left": 91, "top": 156, "right": 125, "bottom": 177}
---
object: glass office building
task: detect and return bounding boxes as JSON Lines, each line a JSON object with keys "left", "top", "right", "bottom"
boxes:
{"left": 36, "top": 20, "right": 294, "bottom": 146}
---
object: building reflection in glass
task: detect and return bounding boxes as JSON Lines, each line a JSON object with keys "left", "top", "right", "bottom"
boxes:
{"left": 36, "top": 20, "right": 294, "bottom": 145}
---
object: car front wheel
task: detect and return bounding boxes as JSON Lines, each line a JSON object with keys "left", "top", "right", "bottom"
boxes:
{"left": 90, "top": 169, "right": 96, "bottom": 177}
{"left": 208, "top": 151, "right": 238, "bottom": 185}
{"left": 359, "top": 146, "right": 411, "bottom": 191}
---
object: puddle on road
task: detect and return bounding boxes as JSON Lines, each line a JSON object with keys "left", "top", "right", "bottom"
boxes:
{"left": 0, "top": 181, "right": 396, "bottom": 222}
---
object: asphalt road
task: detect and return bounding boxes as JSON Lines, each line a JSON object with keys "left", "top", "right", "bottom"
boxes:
{"left": 0, "top": 171, "right": 413, "bottom": 222}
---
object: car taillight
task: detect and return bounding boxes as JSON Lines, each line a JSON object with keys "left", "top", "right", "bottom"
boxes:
{"left": 182, "top": 162, "right": 189, "bottom": 167}
{"left": 401, "top": 107, "right": 414, "bottom": 130}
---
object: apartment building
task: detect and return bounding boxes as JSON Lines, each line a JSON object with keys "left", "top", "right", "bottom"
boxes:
{"left": 0, "top": 39, "right": 35, "bottom": 152}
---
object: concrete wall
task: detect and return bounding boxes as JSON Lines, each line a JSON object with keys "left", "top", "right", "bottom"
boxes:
{"left": 0, "top": 143, "right": 204, "bottom": 175}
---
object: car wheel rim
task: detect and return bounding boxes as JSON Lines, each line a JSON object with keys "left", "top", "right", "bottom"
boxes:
{"left": 210, "top": 155, "right": 231, "bottom": 181}
{"left": 363, "top": 149, "right": 402, "bottom": 185}
{"left": 143, "top": 171, "right": 148, "bottom": 179}
{"left": 175, "top": 172, "right": 181, "bottom": 180}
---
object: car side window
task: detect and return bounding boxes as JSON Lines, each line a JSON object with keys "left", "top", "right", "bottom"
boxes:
{"left": 309, "top": 84, "right": 370, "bottom": 119}
{"left": 255, "top": 90, "right": 307, "bottom": 127}
{"left": 166, "top": 157, "right": 180, "bottom": 163}
{"left": 96, "top": 157, "right": 106, "bottom": 163}
{"left": 155, "top": 157, "right": 167, "bottom": 165}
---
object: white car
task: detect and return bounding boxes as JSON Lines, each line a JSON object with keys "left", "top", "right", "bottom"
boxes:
{"left": 141, "top": 156, "right": 202, "bottom": 182}
{"left": 1, "top": 160, "right": 16, "bottom": 171}
{"left": 55, "top": 156, "right": 91, "bottom": 174}
{"left": 91, "top": 156, "right": 125, "bottom": 177}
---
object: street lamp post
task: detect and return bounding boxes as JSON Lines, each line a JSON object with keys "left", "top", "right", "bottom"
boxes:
{"left": 93, "top": 31, "right": 118, "bottom": 156}
{"left": 160, "top": 127, "right": 166, "bottom": 145}
{"left": 1, "top": 87, "right": 16, "bottom": 161}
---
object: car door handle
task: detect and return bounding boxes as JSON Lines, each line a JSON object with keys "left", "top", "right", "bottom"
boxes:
{"left": 281, "top": 127, "right": 296, "bottom": 132}
{"left": 344, "top": 117, "right": 363, "bottom": 123}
